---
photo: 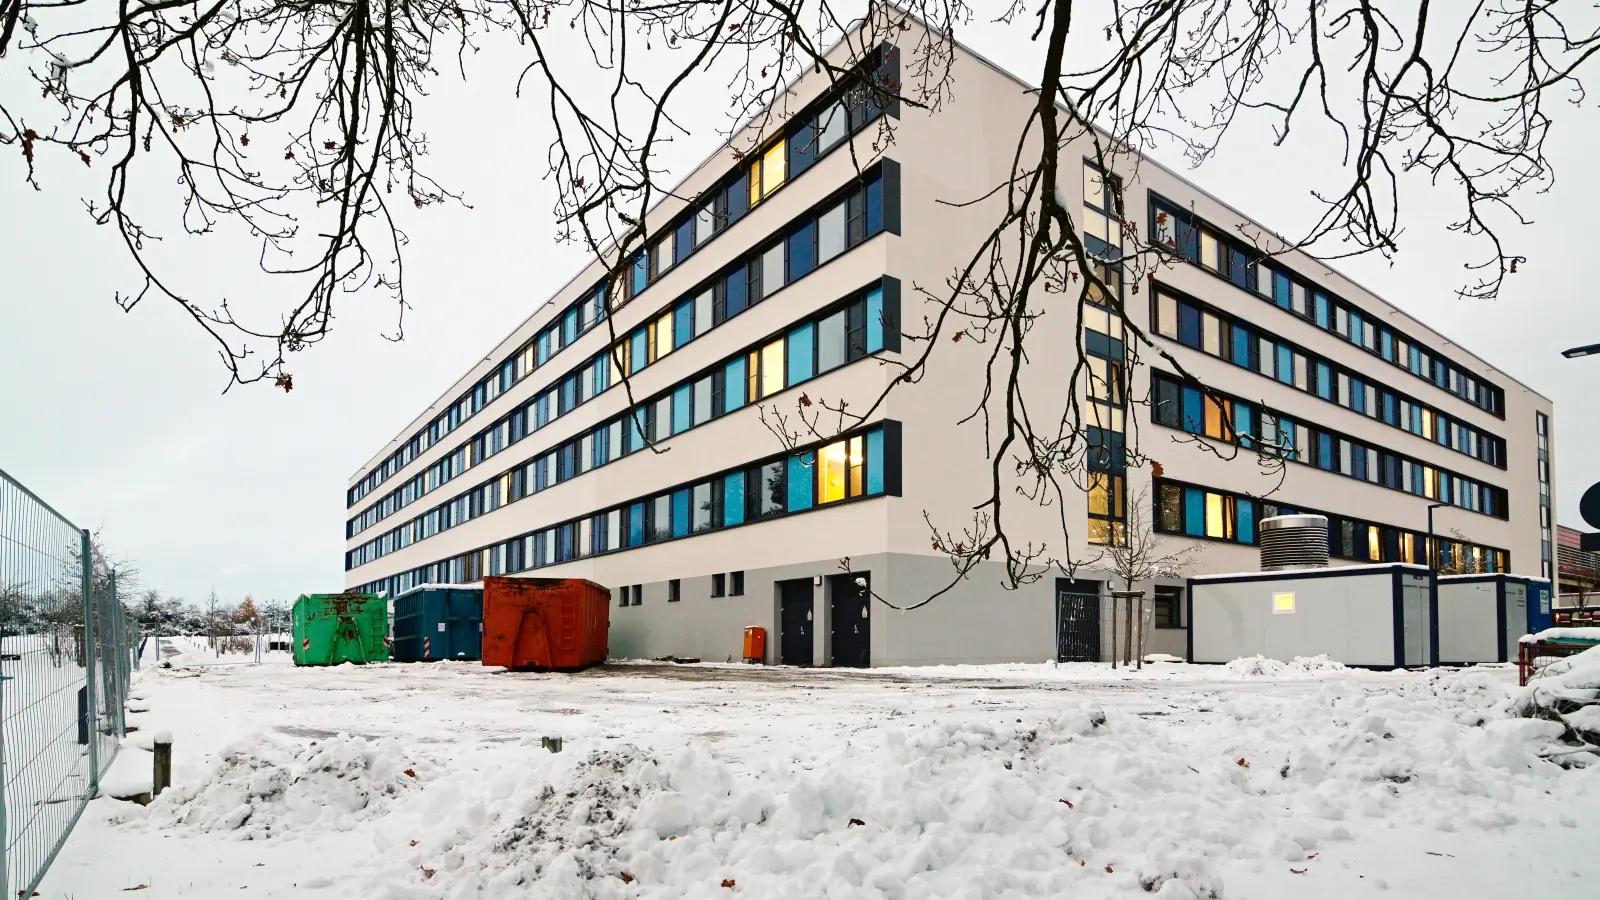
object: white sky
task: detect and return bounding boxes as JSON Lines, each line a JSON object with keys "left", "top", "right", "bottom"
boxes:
{"left": 3, "top": 14, "right": 1596, "bottom": 607}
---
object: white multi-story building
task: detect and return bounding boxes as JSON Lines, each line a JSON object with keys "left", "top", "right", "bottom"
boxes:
{"left": 344, "top": 21, "right": 1552, "bottom": 667}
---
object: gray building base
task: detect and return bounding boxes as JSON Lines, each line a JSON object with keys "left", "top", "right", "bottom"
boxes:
{"left": 607, "top": 553, "right": 1191, "bottom": 668}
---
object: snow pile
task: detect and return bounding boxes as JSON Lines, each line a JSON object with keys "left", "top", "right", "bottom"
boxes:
{"left": 1521, "top": 627, "right": 1600, "bottom": 643}
{"left": 1510, "top": 644, "right": 1600, "bottom": 755}
{"left": 1224, "top": 654, "right": 1348, "bottom": 678}
{"left": 402, "top": 680, "right": 1582, "bottom": 899}
{"left": 144, "top": 733, "right": 439, "bottom": 839}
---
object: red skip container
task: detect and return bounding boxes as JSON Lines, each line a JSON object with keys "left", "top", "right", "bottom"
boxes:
{"left": 481, "top": 576, "right": 611, "bottom": 671}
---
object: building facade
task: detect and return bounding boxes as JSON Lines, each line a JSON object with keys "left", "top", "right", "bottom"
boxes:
{"left": 1557, "top": 525, "right": 1599, "bottom": 605}
{"left": 343, "top": 23, "right": 1553, "bottom": 666}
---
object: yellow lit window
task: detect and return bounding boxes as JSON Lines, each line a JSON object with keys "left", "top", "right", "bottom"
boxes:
{"left": 750, "top": 160, "right": 762, "bottom": 208}
{"left": 612, "top": 342, "right": 629, "bottom": 380}
{"left": 761, "top": 339, "right": 785, "bottom": 398}
{"left": 1088, "top": 402, "right": 1124, "bottom": 433}
{"left": 1401, "top": 532, "right": 1415, "bottom": 564}
{"left": 1204, "top": 395, "right": 1229, "bottom": 440}
{"left": 1423, "top": 467, "right": 1436, "bottom": 499}
{"left": 820, "top": 440, "right": 849, "bottom": 504}
{"left": 756, "top": 140, "right": 786, "bottom": 201}
{"left": 500, "top": 474, "right": 512, "bottom": 505}
{"left": 1201, "top": 232, "right": 1220, "bottom": 271}
{"left": 747, "top": 350, "right": 760, "bottom": 401}
{"left": 1368, "top": 526, "right": 1381, "bottom": 561}
{"left": 848, "top": 436, "right": 864, "bottom": 497}
{"left": 1205, "top": 493, "right": 1225, "bottom": 538}
{"left": 655, "top": 312, "right": 674, "bottom": 361}
{"left": 1157, "top": 293, "right": 1178, "bottom": 338}
{"left": 1422, "top": 409, "right": 1434, "bottom": 440}
{"left": 1202, "top": 313, "right": 1221, "bottom": 355}
{"left": 1087, "top": 357, "right": 1122, "bottom": 405}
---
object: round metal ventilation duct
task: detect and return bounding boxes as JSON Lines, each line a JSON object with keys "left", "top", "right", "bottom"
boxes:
{"left": 1259, "top": 514, "right": 1330, "bottom": 571}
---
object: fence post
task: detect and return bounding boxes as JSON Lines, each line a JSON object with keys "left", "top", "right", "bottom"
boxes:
{"left": 81, "top": 529, "right": 100, "bottom": 792}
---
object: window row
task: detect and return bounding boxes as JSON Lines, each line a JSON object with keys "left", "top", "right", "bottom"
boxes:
{"left": 1152, "top": 286, "right": 1506, "bottom": 469}
{"left": 350, "top": 424, "right": 901, "bottom": 597}
{"left": 1153, "top": 477, "right": 1510, "bottom": 571}
{"left": 346, "top": 286, "right": 899, "bottom": 566}
{"left": 346, "top": 165, "right": 900, "bottom": 539}
{"left": 630, "top": 47, "right": 898, "bottom": 297}
{"left": 1150, "top": 372, "right": 1509, "bottom": 519}
{"left": 348, "top": 48, "right": 900, "bottom": 508}
{"left": 1149, "top": 196, "right": 1505, "bottom": 418}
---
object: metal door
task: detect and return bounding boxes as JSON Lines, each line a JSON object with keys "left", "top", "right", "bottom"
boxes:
{"left": 829, "top": 573, "right": 871, "bottom": 668}
{"left": 778, "top": 580, "right": 814, "bottom": 666}
{"left": 1056, "top": 582, "right": 1102, "bottom": 662}
{"left": 1401, "top": 580, "right": 1430, "bottom": 666}
{"left": 1503, "top": 582, "right": 1527, "bottom": 662}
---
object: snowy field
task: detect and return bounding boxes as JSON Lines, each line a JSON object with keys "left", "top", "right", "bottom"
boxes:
{"left": 35, "top": 652, "right": 1600, "bottom": 900}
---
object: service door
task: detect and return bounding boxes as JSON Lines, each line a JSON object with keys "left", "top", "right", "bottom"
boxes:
{"left": 778, "top": 580, "right": 814, "bottom": 666}
{"left": 830, "top": 573, "right": 871, "bottom": 668}
{"left": 1056, "top": 580, "right": 1102, "bottom": 662}
{"left": 1401, "top": 579, "right": 1431, "bottom": 666}
{"left": 1503, "top": 582, "right": 1527, "bottom": 662}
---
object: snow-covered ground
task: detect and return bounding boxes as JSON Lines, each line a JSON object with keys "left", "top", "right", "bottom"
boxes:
{"left": 37, "top": 656, "right": 1600, "bottom": 899}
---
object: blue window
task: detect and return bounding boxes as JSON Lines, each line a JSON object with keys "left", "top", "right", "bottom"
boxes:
{"left": 672, "top": 385, "right": 692, "bottom": 435}
{"left": 724, "top": 357, "right": 747, "bottom": 411}
{"left": 790, "top": 122, "right": 816, "bottom": 176}
{"left": 1278, "top": 417, "right": 1296, "bottom": 455}
{"left": 725, "top": 267, "right": 748, "bottom": 318}
{"left": 631, "top": 252, "right": 649, "bottom": 295}
{"left": 536, "top": 332, "right": 550, "bottom": 366}
{"left": 1235, "top": 405, "right": 1254, "bottom": 448}
{"left": 1273, "top": 272, "right": 1292, "bottom": 310}
{"left": 593, "top": 359, "right": 610, "bottom": 394}
{"left": 788, "top": 221, "right": 816, "bottom": 280}
{"left": 724, "top": 472, "right": 746, "bottom": 526}
{"left": 1276, "top": 345, "right": 1294, "bottom": 385}
{"left": 630, "top": 330, "right": 648, "bottom": 374}
{"left": 626, "top": 407, "right": 645, "bottom": 452}
{"left": 1315, "top": 362, "right": 1332, "bottom": 400}
{"left": 866, "top": 175, "right": 884, "bottom": 235}
{"left": 1318, "top": 433, "right": 1333, "bottom": 470}
{"left": 788, "top": 453, "right": 815, "bottom": 512}
{"left": 564, "top": 309, "right": 578, "bottom": 345}
{"left": 866, "top": 288, "right": 885, "bottom": 353}
{"left": 727, "top": 174, "right": 750, "bottom": 225}
{"left": 1352, "top": 448, "right": 1368, "bottom": 480}
{"left": 788, "top": 323, "right": 815, "bottom": 385}
{"left": 674, "top": 300, "right": 692, "bottom": 348}
{"left": 675, "top": 219, "right": 694, "bottom": 265}
{"left": 671, "top": 490, "right": 690, "bottom": 538}
{"left": 1315, "top": 293, "right": 1330, "bottom": 329}
{"left": 535, "top": 456, "right": 549, "bottom": 491}
{"left": 1409, "top": 345, "right": 1421, "bottom": 374}
{"left": 536, "top": 394, "right": 551, "bottom": 428}
{"left": 1380, "top": 330, "right": 1394, "bottom": 360}
{"left": 866, "top": 429, "right": 885, "bottom": 495}
{"left": 1231, "top": 325, "right": 1251, "bottom": 368}
{"left": 1349, "top": 311, "right": 1363, "bottom": 346}
{"left": 561, "top": 376, "right": 577, "bottom": 414}
{"left": 1238, "top": 499, "right": 1256, "bottom": 544}
{"left": 1382, "top": 393, "right": 1397, "bottom": 425}
{"left": 1178, "top": 303, "right": 1202, "bottom": 349}
{"left": 1349, "top": 377, "right": 1366, "bottom": 413}
{"left": 1181, "top": 386, "right": 1203, "bottom": 434}
{"left": 1184, "top": 487, "right": 1205, "bottom": 536}
{"left": 1228, "top": 248, "right": 1249, "bottom": 288}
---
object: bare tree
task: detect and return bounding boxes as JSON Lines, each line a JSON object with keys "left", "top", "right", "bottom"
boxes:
{"left": 1100, "top": 483, "right": 1198, "bottom": 669}
{"left": 6, "top": 1, "right": 1588, "bottom": 602}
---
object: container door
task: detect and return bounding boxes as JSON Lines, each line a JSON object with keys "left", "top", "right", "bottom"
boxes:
{"left": 1056, "top": 580, "right": 1102, "bottom": 663}
{"left": 446, "top": 590, "right": 483, "bottom": 659}
{"left": 1401, "top": 581, "right": 1430, "bottom": 666}
{"left": 778, "top": 580, "right": 813, "bottom": 666}
{"left": 1503, "top": 582, "right": 1527, "bottom": 662}
{"left": 829, "top": 573, "right": 871, "bottom": 669}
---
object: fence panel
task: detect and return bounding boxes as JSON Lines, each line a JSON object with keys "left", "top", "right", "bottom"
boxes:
{"left": 0, "top": 469, "right": 132, "bottom": 898}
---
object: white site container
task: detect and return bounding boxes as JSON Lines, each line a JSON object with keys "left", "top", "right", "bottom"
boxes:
{"left": 1188, "top": 563, "right": 1436, "bottom": 669}
{"left": 1436, "top": 574, "right": 1554, "bottom": 665}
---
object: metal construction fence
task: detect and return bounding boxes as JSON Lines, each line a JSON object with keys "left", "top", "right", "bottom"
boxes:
{"left": 0, "top": 468, "right": 137, "bottom": 898}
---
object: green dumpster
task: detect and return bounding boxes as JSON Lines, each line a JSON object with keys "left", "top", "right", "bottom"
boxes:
{"left": 292, "top": 593, "right": 389, "bottom": 665}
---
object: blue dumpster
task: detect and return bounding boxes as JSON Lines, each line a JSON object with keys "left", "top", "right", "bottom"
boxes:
{"left": 392, "top": 586, "right": 483, "bottom": 662}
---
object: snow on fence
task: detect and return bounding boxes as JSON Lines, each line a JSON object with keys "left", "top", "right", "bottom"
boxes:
{"left": 0, "top": 468, "right": 138, "bottom": 898}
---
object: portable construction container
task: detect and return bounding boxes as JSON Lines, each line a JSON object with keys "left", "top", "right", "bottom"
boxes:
{"left": 481, "top": 577, "right": 610, "bottom": 670}
{"left": 292, "top": 593, "right": 388, "bottom": 665}
{"left": 1437, "top": 574, "right": 1555, "bottom": 665}
{"left": 1188, "top": 564, "right": 1436, "bottom": 669}
{"left": 392, "top": 586, "right": 483, "bottom": 662}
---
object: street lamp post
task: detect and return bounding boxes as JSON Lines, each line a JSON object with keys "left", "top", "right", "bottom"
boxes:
{"left": 1427, "top": 502, "right": 1448, "bottom": 570}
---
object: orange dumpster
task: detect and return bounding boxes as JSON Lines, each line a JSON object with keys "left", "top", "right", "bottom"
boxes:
{"left": 742, "top": 626, "right": 767, "bottom": 664}
{"left": 481, "top": 577, "right": 610, "bottom": 670}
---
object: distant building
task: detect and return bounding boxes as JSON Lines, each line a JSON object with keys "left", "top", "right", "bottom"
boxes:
{"left": 1557, "top": 525, "right": 1599, "bottom": 606}
{"left": 341, "top": 17, "right": 1552, "bottom": 666}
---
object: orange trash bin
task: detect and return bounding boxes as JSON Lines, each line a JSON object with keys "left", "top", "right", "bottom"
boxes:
{"left": 481, "top": 576, "right": 610, "bottom": 670}
{"left": 742, "top": 626, "right": 767, "bottom": 664}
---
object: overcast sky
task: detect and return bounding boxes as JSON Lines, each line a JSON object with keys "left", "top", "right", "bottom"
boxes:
{"left": 3, "top": 14, "right": 1596, "bottom": 608}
